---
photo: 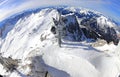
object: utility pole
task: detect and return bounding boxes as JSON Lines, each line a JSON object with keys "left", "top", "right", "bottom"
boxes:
{"left": 52, "top": 14, "right": 65, "bottom": 47}
{"left": 58, "top": 24, "right": 62, "bottom": 47}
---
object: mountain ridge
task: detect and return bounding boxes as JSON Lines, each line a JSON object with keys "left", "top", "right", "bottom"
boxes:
{"left": 0, "top": 7, "right": 120, "bottom": 45}
{"left": 0, "top": 6, "right": 120, "bottom": 77}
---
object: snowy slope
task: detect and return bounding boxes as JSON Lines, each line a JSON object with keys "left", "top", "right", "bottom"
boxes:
{"left": 0, "top": 7, "right": 120, "bottom": 77}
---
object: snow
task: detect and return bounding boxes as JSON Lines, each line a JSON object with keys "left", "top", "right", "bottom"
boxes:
{"left": 115, "top": 42, "right": 120, "bottom": 58}
{"left": 0, "top": 7, "right": 120, "bottom": 77}
{"left": 97, "top": 16, "right": 116, "bottom": 28}
{"left": 42, "top": 41, "right": 120, "bottom": 77}
{"left": 95, "top": 44, "right": 117, "bottom": 52}
{"left": 80, "top": 9, "right": 90, "bottom": 15}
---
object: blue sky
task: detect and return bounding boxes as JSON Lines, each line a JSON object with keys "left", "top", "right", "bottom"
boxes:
{"left": 0, "top": 0, "right": 120, "bottom": 24}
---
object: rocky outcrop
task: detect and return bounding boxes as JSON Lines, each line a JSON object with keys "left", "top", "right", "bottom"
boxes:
{"left": 0, "top": 55, "right": 19, "bottom": 72}
{"left": 0, "top": 7, "right": 119, "bottom": 45}
{"left": 62, "top": 14, "right": 83, "bottom": 41}
{"left": 52, "top": 12, "right": 119, "bottom": 45}
{"left": 52, "top": 8, "right": 120, "bottom": 45}
{"left": 81, "top": 17, "right": 119, "bottom": 45}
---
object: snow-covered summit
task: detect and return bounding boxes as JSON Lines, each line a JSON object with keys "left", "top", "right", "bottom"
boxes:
{"left": 0, "top": 7, "right": 120, "bottom": 77}
{"left": 0, "top": 7, "right": 119, "bottom": 44}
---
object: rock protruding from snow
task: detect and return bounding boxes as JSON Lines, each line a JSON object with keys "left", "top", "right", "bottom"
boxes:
{"left": 62, "top": 14, "right": 83, "bottom": 41}
{"left": 57, "top": 7, "right": 119, "bottom": 45}
{"left": 0, "top": 7, "right": 119, "bottom": 45}
{"left": 81, "top": 16, "right": 119, "bottom": 45}
{"left": 0, "top": 55, "right": 19, "bottom": 72}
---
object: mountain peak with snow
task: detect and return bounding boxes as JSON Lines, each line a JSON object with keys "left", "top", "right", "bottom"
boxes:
{"left": 0, "top": 7, "right": 119, "bottom": 44}
{"left": 0, "top": 7, "right": 120, "bottom": 77}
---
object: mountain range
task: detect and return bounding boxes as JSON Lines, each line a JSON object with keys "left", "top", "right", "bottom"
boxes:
{"left": 0, "top": 7, "right": 120, "bottom": 77}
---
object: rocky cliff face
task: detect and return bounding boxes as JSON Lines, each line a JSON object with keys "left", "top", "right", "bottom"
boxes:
{"left": 80, "top": 16, "right": 119, "bottom": 45}
{"left": 51, "top": 7, "right": 119, "bottom": 45}
{"left": 61, "top": 14, "right": 83, "bottom": 41}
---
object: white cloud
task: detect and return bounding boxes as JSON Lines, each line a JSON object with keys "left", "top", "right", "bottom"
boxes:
{"left": 0, "top": 0, "right": 8, "bottom": 6}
